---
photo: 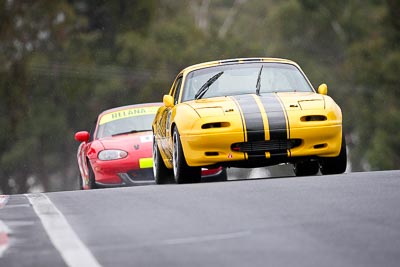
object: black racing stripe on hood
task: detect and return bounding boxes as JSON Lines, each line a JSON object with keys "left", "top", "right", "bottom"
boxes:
{"left": 232, "top": 95, "right": 264, "bottom": 142}
{"left": 259, "top": 94, "right": 288, "bottom": 159}
{"left": 232, "top": 95, "right": 265, "bottom": 158}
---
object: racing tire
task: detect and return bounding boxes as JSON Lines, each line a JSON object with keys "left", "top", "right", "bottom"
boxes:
{"left": 153, "top": 136, "right": 174, "bottom": 184}
{"left": 214, "top": 168, "right": 228, "bottom": 182}
{"left": 87, "top": 161, "right": 97, "bottom": 189}
{"left": 293, "top": 160, "right": 320, "bottom": 176}
{"left": 172, "top": 127, "right": 201, "bottom": 184}
{"left": 320, "top": 134, "right": 347, "bottom": 175}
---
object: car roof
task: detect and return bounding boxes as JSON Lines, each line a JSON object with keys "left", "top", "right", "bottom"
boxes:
{"left": 180, "top": 57, "right": 299, "bottom": 74}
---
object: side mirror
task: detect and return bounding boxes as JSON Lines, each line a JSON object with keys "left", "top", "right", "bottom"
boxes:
{"left": 163, "top": 95, "right": 174, "bottom": 107}
{"left": 75, "top": 131, "right": 90, "bottom": 142}
{"left": 318, "top": 83, "right": 328, "bottom": 95}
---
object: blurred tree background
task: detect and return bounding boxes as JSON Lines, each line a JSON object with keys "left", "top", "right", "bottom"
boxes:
{"left": 0, "top": 0, "right": 399, "bottom": 194}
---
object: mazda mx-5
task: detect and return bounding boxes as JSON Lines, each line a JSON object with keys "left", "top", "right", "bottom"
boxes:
{"left": 152, "top": 58, "right": 346, "bottom": 183}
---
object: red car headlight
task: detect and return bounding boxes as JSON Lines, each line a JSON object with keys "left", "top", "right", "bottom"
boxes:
{"left": 98, "top": 150, "right": 128, "bottom": 161}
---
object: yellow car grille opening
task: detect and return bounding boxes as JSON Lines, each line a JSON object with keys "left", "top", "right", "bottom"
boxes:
{"left": 231, "top": 139, "right": 302, "bottom": 152}
{"left": 205, "top": 152, "right": 219, "bottom": 156}
{"left": 300, "top": 115, "right": 327, "bottom": 122}
{"left": 202, "top": 122, "right": 230, "bottom": 129}
{"left": 314, "top": 143, "right": 327, "bottom": 149}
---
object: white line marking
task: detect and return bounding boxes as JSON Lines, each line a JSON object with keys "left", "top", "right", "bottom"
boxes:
{"left": 26, "top": 193, "right": 102, "bottom": 267}
{"left": 161, "top": 230, "right": 252, "bottom": 245}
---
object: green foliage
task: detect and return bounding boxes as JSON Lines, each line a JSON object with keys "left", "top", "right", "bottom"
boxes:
{"left": 0, "top": 0, "right": 399, "bottom": 193}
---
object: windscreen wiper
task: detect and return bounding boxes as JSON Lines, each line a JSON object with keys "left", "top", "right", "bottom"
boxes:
{"left": 194, "top": 71, "right": 224, "bottom": 100}
{"left": 255, "top": 65, "right": 263, "bottom": 95}
{"left": 112, "top": 129, "right": 150, "bottom": 137}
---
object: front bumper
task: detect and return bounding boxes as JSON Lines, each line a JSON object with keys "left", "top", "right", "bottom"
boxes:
{"left": 179, "top": 123, "right": 342, "bottom": 168}
{"left": 95, "top": 169, "right": 154, "bottom": 187}
{"left": 91, "top": 157, "right": 154, "bottom": 187}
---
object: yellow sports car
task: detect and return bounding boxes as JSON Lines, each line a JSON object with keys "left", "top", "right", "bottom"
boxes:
{"left": 152, "top": 58, "right": 346, "bottom": 183}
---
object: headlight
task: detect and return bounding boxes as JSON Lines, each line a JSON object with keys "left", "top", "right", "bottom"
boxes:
{"left": 98, "top": 150, "right": 128, "bottom": 161}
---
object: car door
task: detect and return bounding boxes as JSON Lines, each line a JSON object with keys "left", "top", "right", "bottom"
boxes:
{"left": 158, "top": 75, "right": 183, "bottom": 160}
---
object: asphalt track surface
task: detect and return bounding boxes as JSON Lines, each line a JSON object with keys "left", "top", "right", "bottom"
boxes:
{"left": 0, "top": 170, "right": 399, "bottom": 267}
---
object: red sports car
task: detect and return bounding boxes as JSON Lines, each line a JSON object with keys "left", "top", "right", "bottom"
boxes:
{"left": 75, "top": 103, "right": 163, "bottom": 189}
{"left": 75, "top": 103, "right": 226, "bottom": 189}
